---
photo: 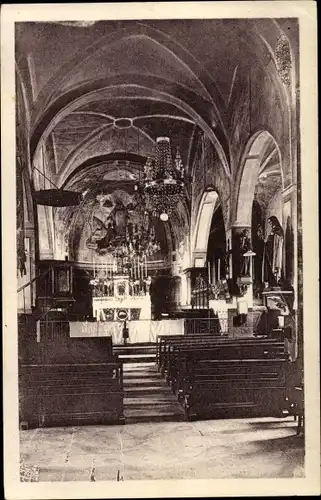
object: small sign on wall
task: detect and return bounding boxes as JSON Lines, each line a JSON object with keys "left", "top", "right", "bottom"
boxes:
{"left": 194, "top": 257, "right": 205, "bottom": 267}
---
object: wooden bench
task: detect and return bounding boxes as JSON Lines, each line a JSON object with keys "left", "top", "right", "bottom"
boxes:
{"left": 166, "top": 340, "right": 286, "bottom": 394}
{"left": 157, "top": 334, "right": 242, "bottom": 376}
{"left": 156, "top": 334, "right": 183, "bottom": 369}
{"left": 156, "top": 334, "right": 228, "bottom": 374}
{"left": 179, "top": 357, "right": 288, "bottom": 420}
{"left": 158, "top": 336, "right": 289, "bottom": 420}
{"left": 19, "top": 362, "right": 125, "bottom": 428}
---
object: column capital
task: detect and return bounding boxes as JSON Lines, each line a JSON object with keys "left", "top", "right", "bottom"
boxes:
{"left": 230, "top": 223, "right": 252, "bottom": 230}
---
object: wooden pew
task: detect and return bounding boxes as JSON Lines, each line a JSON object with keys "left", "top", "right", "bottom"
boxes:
{"left": 162, "top": 336, "right": 289, "bottom": 420}
{"left": 19, "top": 362, "right": 125, "bottom": 428}
{"left": 179, "top": 356, "right": 288, "bottom": 420}
{"left": 166, "top": 340, "right": 286, "bottom": 393}
{"left": 157, "top": 335, "right": 282, "bottom": 379}
{"left": 19, "top": 324, "right": 125, "bottom": 428}
{"left": 156, "top": 334, "right": 227, "bottom": 374}
{"left": 156, "top": 334, "right": 183, "bottom": 370}
{"left": 157, "top": 334, "right": 235, "bottom": 376}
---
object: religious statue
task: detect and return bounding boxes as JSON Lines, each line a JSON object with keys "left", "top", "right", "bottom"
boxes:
{"left": 86, "top": 194, "right": 131, "bottom": 254}
{"left": 17, "top": 243, "right": 27, "bottom": 277}
{"left": 239, "top": 229, "right": 252, "bottom": 277}
{"left": 57, "top": 269, "right": 69, "bottom": 292}
{"left": 113, "top": 199, "right": 127, "bottom": 238}
{"left": 224, "top": 240, "right": 232, "bottom": 279}
{"left": 263, "top": 216, "right": 284, "bottom": 288}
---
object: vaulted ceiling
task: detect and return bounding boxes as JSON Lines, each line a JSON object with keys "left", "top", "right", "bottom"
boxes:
{"left": 16, "top": 18, "right": 295, "bottom": 261}
{"left": 16, "top": 19, "right": 293, "bottom": 186}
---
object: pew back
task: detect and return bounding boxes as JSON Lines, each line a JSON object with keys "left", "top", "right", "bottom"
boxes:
{"left": 182, "top": 358, "right": 288, "bottom": 419}
{"left": 157, "top": 334, "right": 289, "bottom": 420}
{"left": 19, "top": 362, "right": 124, "bottom": 428}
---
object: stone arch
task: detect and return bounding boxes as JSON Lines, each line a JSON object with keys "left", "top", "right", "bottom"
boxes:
{"left": 192, "top": 189, "right": 225, "bottom": 267}
{"left": 233, "top": 130, "right": 284, "bottom": 228}
{"left": 31, "top": 78, "right": 230, "bottom": 181}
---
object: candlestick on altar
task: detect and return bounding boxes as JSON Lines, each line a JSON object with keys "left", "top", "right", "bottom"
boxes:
{"left": 218, "top": 258, "right": 220, "bottom": 281}
{"left": 207, "top": 261, "right": 211, "bottom": 284}
{"left": 278, "top": 315, "right": 285, "bottom": 328}
{"left": 145, "top": 255, "right": 147, "bottom": 278}
{"left": 212, "top": 261, "right": 215, "bottom": 285}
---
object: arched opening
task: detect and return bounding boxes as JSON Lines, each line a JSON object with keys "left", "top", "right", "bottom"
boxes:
{"left": 191, "top": 189, "right": 227, "bottom": 310}
{"left": 235, "top": 131, "right": 283, "bottom": 227}
{"left": 193, "top": 190, "right": 221, "bottom": 261}
{"left": 235, "top": 131, "right": 284, "bottom": 304}
{"left": 206, "top": 204, "right": 226, "bottom": 287}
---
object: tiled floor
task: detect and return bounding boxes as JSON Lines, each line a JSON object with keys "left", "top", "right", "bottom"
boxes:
{"left": 20, "top": 417, "right": 304, "bottom": 481}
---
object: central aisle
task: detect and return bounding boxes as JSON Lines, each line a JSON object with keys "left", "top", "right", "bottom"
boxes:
{"left": 123, "top": 363, "right": 186, "bottom": 423}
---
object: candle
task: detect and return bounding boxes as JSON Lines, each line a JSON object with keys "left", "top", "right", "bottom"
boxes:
{"left": 208, "top": 261, "right": 211, "bottom": 283}
{"left": 278, "top": 315, "right": 285, "bottom": 328}
{"left": 145, "top": 255, "right": 147, "bottom": 278}
{"left": 212, "top": 261, "right": 216, "bottom": 285}
{"left": 218, "top": 259, "right": 220, "bottom": 281}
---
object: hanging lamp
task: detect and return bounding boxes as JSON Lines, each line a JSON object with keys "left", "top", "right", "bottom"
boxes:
{"left": 143, "top": 137, "right": 186, "bottom": 220}
{"left": 32, "top": 148, "right": 83, "bottom": 207}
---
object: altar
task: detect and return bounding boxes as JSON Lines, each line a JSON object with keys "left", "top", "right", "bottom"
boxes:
{"left": 69, "top": 319, "right": 184, "bottom": 344}
{"left": 91, "top": 273, "right": 152, "bottom": 321}
{"left": 83, "top": 254, "right": 184, "bottom": 344}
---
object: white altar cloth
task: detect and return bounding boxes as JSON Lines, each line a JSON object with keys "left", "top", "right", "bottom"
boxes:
{"left": 69, "top": 319, "right": 184, "bottom": 344}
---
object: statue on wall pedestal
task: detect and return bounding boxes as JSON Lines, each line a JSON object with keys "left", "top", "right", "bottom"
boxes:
{"left": 239, "top": 229, "right": 252, "bottom": 277}
{"left": 232, "top": 227, "right": 254, "bottom": 297}
{"left": 263, "top": 216, "right": 284, "bottom": 288}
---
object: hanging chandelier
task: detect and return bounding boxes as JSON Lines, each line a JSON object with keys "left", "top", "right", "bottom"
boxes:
{"left": 142, "top": 137, "right": 186, "bottom": 221}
